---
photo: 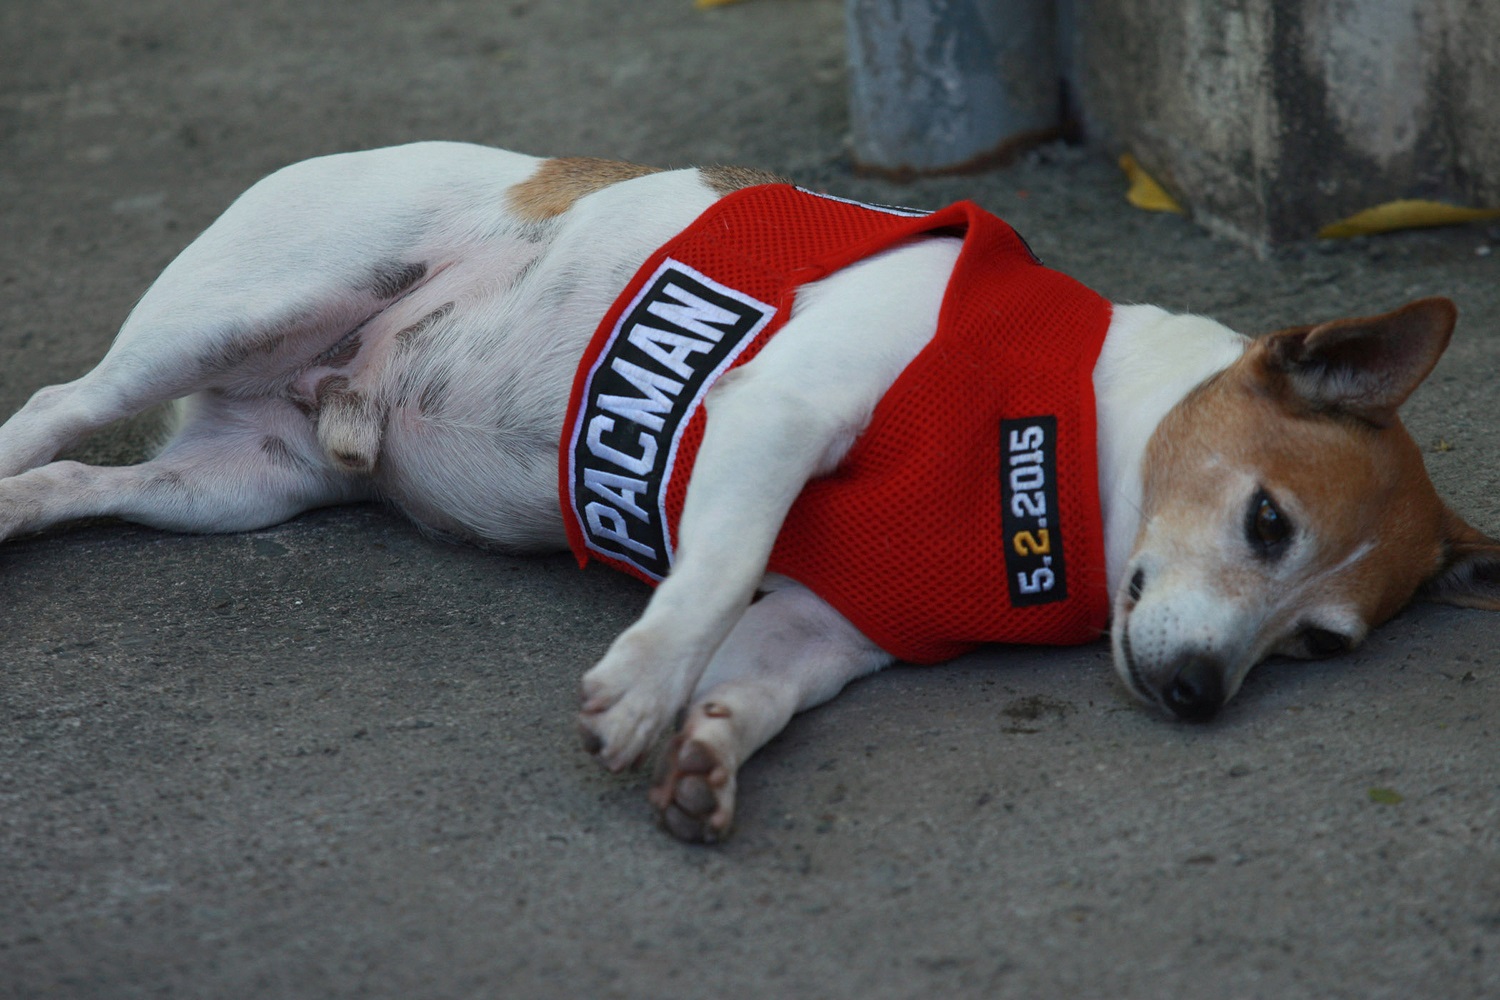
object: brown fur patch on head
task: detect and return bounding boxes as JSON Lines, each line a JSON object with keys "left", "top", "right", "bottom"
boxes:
{"left": 699, "top": 164, "right": 791, "bottom": 195}
{"left": 506, "top": 157, "right": 664, "bottom": 222}
{"left": 1144, "top": 352, "right": 1450, "bottom": 629}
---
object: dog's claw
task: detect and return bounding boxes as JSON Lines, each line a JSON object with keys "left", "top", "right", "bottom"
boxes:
{"left": 578, "top": 724, "right": 604, "bottom": 756}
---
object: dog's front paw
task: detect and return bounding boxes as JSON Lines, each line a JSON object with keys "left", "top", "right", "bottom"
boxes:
{"left": 577, "top": 638, "right": 681, "bottom": 771}
{"left": 648, "top": 702, "right": 739, "bottom": 844}
{"left": 576, "top": 704, "right": 660, "bottom": 773}
{"left": 576, "top": 694, "right": 663, "bottom": 772}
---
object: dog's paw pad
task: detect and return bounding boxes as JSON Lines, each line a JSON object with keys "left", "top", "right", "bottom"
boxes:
{"left": 650, "top": 732, "right": 736, "bottom": 844}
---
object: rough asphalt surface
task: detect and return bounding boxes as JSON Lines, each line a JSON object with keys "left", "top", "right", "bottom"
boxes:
{"left": 2, "top": 2, "right": 1498, "bottom": 997}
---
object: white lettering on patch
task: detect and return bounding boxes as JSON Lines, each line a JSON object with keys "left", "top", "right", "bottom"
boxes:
{"left": 566, "top": 259, "right": 777, "bottom": 579}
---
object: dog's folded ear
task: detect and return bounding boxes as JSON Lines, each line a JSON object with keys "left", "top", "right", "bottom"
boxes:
{"left": 1261, "top": 297, "right": 1457, "bottom": 428}
{"left": 1423, "top": 508, "right": 1500, "bottom": 611}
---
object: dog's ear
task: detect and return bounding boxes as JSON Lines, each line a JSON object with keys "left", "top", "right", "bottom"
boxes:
{"left": 1261, "top": 297, "right": 1457, "bottom": 427}
{"left": 1423, "top": 509, "right": 1500, "bottom": 611}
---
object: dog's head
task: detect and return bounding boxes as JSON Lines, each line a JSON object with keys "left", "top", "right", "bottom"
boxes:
{"left": 1113, "top": 297, "right": 1500, "bottom": 720}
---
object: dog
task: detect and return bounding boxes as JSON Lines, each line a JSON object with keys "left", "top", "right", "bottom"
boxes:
{"left": 3, "top": 142, "right": 1496, "bottom": 843}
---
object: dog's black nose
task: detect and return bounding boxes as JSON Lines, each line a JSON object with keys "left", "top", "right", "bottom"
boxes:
{"left": 1163, "top": 655, "right": 1225, "bottom": 723}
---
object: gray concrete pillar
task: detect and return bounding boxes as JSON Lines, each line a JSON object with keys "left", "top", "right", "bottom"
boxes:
{"left": 1069, "top": 0, "right": 1500, "bottom": 246}
{"left": 846, "top": 0, "right": 1060, "bottom": 175}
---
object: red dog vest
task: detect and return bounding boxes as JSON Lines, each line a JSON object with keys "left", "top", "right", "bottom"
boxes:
{"left": 560, "top": 185, "right": 1112, "bottom": 662}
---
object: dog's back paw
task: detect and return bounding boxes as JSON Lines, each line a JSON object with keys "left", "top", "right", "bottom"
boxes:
{"left": 649, "top": 703, "right": 740, "bottom": 844}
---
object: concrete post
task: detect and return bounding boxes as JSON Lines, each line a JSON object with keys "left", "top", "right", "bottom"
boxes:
{"left": 1068, "top": 0, "right": 1500, "bottom": 246}
{"left": 846, "top": 0, "right": 1060, "bottom": 175}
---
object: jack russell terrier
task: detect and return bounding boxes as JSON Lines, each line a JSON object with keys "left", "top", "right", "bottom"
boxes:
{"left": 3, "top": 142, "right": 1496, "bottom": 843}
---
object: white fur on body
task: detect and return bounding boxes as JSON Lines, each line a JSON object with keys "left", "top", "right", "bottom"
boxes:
{"left": 0, "top": 142, "right": 1243, "bottom": 841}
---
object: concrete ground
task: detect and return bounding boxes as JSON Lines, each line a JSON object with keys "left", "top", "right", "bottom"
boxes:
{"left": 2, "top": 1, "right": 1497, "bottom": 997}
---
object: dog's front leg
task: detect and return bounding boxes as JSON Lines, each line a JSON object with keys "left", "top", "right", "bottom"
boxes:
{"left": 576, "top": 234, "right": 964, "bottom": 772}
{"left": 578, "top": 368, "right": 855, "bottom": 770}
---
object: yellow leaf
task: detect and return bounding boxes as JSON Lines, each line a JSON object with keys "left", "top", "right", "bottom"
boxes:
{"left": 1319, "top": 200, "right": 1500, "bottom": 239}
{"left": 1119, "top": 153, "right": 1185, "bottom": 215}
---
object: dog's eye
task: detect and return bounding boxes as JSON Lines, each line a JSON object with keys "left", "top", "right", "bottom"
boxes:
{"left": 1300, "top": 627, "right": 1350, "bottom": 658}
{"left": 1246, "top": 490, "right": 1292, "bottom": 557}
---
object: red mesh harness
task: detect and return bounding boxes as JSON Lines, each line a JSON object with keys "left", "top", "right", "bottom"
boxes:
{"left": 560, "top": 185, "right": 1112, "bottom": 662}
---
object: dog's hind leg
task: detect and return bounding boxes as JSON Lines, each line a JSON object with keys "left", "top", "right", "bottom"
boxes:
{"left": 0, "top": 143, "right": 545, "bottom": 480}
{"left": 0, "top": 393, "right": 367, "bottom": 544}
{"left": 0, "top": 216, "right": 378, "bottom": 480}
{"left": 649, "top": 576, "right": 892, "bottom": 843}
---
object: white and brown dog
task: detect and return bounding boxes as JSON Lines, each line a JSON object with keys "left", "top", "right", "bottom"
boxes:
{"left": 3, "top": 142, "right": 1496, "bottom": 842}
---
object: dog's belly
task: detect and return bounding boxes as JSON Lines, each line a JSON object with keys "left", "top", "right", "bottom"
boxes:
{"left": 148, "top": 148, "right": 725, "bottom": 552}
{"left": 347, "top": 170, "right": 721, "bottom": 550}
{"left": 368, "top": 291, "right": 593, "bottom": 552}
